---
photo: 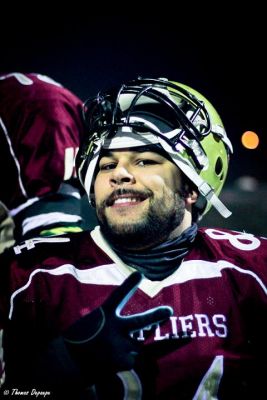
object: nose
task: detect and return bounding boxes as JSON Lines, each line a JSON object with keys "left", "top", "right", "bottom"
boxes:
{"left": 110, "top": 165, "right": 136, "bottom": 186}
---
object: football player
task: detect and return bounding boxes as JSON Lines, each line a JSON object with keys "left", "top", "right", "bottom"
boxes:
{"left": 0, "top": 77, "right": 266, "bottom": 399}
{"left": 0, "top": 72, "right": 85, "bottom": 251}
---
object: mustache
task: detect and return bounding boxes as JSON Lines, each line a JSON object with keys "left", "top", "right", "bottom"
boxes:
{"left": 102, "top": 188, "right": 153, "bottom": 207}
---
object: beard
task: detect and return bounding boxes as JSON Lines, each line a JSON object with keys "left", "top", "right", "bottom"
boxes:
{"left": 96, "top": 190, "right": 186, "bottom": 250}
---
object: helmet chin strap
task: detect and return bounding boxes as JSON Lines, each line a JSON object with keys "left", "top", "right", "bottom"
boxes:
{"left": 157, "top": 138, "right": 232, "bottom": 218}
{"left": 80, "top": 128, "right": 231, "bottom": 218}
{"left": 79, "top": 141, "right": 102, "bottom": 205}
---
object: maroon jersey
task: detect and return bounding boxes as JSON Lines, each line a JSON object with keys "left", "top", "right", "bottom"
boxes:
{"left": 0, "top": 72, "right": 84, "bottom": 211}
{"left": 1, "top": 226, "right": 267, "bottom": 399}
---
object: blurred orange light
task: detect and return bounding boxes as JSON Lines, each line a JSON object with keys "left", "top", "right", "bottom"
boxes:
{"left": 241, "top": 131, "right": 259, "bottom": 149}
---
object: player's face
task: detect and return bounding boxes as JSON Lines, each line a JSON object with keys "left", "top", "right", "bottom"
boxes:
{"left": 94, "top": 149, "right": 193, "bottom": 249}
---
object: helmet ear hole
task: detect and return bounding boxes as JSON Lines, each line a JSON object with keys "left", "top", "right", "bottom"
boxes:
{"left": 215, "top": 157, "right": 224, "bottom": 180}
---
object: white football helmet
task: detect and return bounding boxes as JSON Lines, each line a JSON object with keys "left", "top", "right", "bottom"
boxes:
{"left": 76, "top": 77, "right": 233, "bottom": 218}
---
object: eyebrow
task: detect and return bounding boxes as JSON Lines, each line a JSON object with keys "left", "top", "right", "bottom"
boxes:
{"left": 101, "top": 146, "right": 164, "bottom": 158}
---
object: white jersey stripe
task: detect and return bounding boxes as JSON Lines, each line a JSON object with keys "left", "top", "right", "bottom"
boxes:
{"left": 21, "top": 212, "right": 82, "bottom": 235}
{"left": 141, "top": 259, "right": 267, "bottom": 297}
{"left": 9, "top": 258, "right": 267, "bottom": 319}
{"left": 9, "top": 263, "right": 124, "bottom": 319}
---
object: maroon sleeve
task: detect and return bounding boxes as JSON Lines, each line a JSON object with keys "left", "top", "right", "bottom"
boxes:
{"left": 0, "top": 73, "right": 85, "bottom": 210}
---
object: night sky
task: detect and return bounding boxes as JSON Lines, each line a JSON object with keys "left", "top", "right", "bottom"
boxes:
{"left": 1, "top": 10, "right": 266, "bottom": 185}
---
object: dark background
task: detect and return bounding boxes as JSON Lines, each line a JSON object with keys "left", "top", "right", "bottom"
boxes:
{"left": 1, "top": 11, "right": 266, "bottom": 234}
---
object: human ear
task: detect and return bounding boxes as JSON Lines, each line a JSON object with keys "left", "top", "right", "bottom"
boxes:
{"left": 185, "top": 189, "right": 198, "bottom": 205}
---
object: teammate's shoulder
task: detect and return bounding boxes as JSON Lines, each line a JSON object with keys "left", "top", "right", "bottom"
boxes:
{"left": 0, "top": 72, "right": 62, "bottom": 92}
{"left": 0, "top": 72, "right": 82, "bottom": 106}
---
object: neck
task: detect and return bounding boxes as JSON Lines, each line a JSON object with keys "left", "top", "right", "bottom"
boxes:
{"left": 111, "top": 223, "right": 198, "bottom": 280}
{"left": 167, "top": 211, "right": 193, "bottom": 241}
